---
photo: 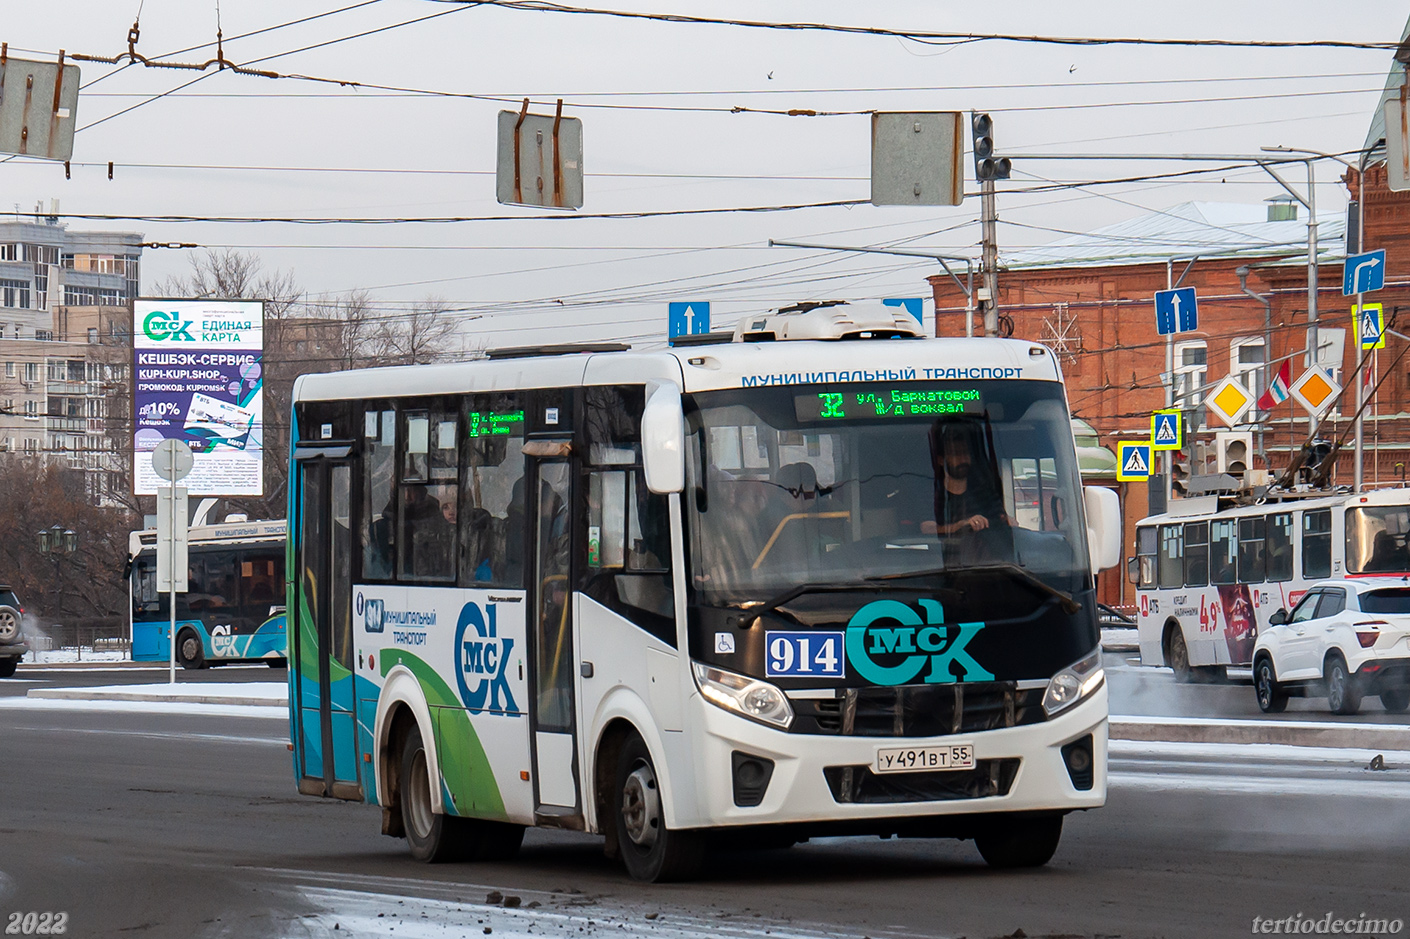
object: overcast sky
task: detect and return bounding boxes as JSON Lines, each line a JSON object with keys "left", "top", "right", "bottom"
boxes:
{"left": 4, "top": 1, "right": 1407, "bottom": 349}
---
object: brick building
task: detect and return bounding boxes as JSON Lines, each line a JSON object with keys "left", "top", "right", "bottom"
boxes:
{"left": 925, "top": 160, "right": 1410, "bottom": 608}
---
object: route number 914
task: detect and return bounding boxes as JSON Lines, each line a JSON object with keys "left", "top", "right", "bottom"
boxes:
{"left": 765, "top": 631, "right": 846, "bottom": 678}
{"left": 6, "top": 912, "right": 68, "bottom": 936}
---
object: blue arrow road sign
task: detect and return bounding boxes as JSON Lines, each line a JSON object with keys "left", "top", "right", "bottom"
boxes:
{"left": 1154, "top": 287, "right": 1198, "bottom": 336}
{"left": 668, "top": 301, "right": 711, "bottom": 338}
{"left": 1343, "top": 249, "right": 1386, "bottom": 296}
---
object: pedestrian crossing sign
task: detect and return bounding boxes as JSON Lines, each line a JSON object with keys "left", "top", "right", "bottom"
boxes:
{"left": 1356, "top": 302, "right": 1385, "bottom": 350}
{"left": 1150, "top": 409, "right": 1182, "bottom": 451}
{"left": 1117, "top": 441, "right": 1153, "bottom": 482}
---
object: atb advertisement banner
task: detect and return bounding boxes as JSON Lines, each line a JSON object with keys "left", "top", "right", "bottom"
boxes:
{"left": 133, "top": 299, "right": 265, "bottom": 496}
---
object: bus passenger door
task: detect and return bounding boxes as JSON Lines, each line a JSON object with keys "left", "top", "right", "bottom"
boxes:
{"left": 527, "top": 456, "right": 581, "bottom": 820}
{"left": 293, "top": 456, "right": 362, "bottom": 800}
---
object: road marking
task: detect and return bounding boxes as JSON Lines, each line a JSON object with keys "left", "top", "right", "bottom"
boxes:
{"left": 7, "top": 724, "right": 283, "bottom": 745}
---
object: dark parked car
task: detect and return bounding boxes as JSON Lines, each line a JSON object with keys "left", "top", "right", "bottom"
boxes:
{"left": 0, "top": 585, "right": 28, "bottom": 678}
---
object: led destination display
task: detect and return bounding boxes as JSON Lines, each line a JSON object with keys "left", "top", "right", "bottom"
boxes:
{"left": 794, "top": 386, "right": 983, "bottom": 422}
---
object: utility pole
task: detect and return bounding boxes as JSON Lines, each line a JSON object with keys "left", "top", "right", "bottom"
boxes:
{"left": 980, "top": 178, "right": 1000, "bottom": 337}
{"left": 970, "top": 113, "right": 1010, "bottom": 339}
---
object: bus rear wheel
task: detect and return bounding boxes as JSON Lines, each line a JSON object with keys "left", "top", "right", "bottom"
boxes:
{"left": 614, "top": 734, "right": 704, "bottom": 882}
{"left": 176, "top": 629, "right": 206, "bottom": 670}
{"left": 400, "top": 724, "right": 472, "bottom": 863}
{"left": 974, "top": 814, "right": 1064, "bottom": 869}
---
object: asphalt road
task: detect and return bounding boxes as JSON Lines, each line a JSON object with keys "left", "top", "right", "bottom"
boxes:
{"left": 1104, "top": 652, "right": 1410, "bottom": 723}
{"left": 0, "top": 662, "right": 283, "bottom": 698}
{"left": 1, "top": 705, "right": 1407, "bottom": 939}
{"left": 10, "top": 655, "right": 1410, "bottom": 724}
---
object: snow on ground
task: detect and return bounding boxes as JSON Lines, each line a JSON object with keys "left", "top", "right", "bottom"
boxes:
{"left": 0, "top": 696, "right": 287, "bottom": 719}
{"left": 40, "top": 681, "right": 290, "bottom": 700}
{"left": 278, "top": 886, "right": 872, "bottom": 939}
{"left": 24, "top": 649, "right": 131, "bottom": 663}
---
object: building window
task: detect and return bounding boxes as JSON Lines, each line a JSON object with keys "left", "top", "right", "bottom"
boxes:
{"left": 35, "top": 330, "right": 52, "bottom": 341}
{"left": 1173, "top": 339, "right": 1207, "bottom": 429}
{"left": 4, "top": 362, "right": 12, "bottom": 378}
{"left": 23, "top": 363, "right": 37, "bottom": 383}
{"left": 24, "top": 400, "right": 37, "bottom": 417}
{"left": 1231, "top": 337, "right": 1265, "bottom": 401}
{"left": 0, "top": 245, "right": 17, "bottom": 261}
{"left": 0, "top": 279, "right": 30, "bottom": 309}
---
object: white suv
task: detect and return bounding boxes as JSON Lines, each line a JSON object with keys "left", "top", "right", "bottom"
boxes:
{"left": 1253, "top": 580, "right": 1410, "bottom": 715}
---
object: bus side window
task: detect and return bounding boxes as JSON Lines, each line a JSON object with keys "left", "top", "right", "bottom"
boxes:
{"left": 1183, "top": 521, "right": 1209, "bottom": 587}
{"left": 1210, "top": 520, "right": 1237, "bottom": 584}
{"left": 362, "top": 407, "right": 396, "bottom": 580}
{"left": 582, "top": 386, "right": 674, "bottom": 647}
{"left": 1265, "top": 513, "right": 1293, "bottom": 583}
{"left": 461, "top": 392, "right": 527, "bottom": 588}
{"left": 1135, "top": 526, "right": 1157, "bottom": 588}
{"left": 1158, "top": 524, "right": 1183, "bottom": 589}
{"left": 399, "top": 404, "right": 458, "bottom": 583}
{"left": 1239, "top": 516, "right": 1266, "bottom": 583}
{"left": 1302, "top": 509, "right": 1332, "bottom": 579}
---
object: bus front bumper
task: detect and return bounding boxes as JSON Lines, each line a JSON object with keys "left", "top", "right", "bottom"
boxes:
{"left": 677, "top": 682, "right": 1108, "bottom": 831}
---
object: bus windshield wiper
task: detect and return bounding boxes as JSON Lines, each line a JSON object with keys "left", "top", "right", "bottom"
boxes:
{"left": 865, "top": 563, "right": 1080, "bottom": 615}
{"left": 744, "top": 582, "right": 883, "bottom": 626}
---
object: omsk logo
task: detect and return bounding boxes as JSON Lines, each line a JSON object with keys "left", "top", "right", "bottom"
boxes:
{"left": 142, "top": 310, "right": 195, "bottom": 342}
{"left": 454, "top": 602, "right": 517, "bottom": 715}
{"left": 845, "top": 598, "right": 993, "bottom": 685}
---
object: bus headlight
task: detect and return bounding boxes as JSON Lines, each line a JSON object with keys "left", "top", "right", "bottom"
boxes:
{"left": 692, "top": 662, "right": 794, "bottom": 730}
{"left": 1042, "top": 648, "right": 1105, "bottom": 718}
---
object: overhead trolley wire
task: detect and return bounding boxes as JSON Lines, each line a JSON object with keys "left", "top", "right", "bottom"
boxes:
{"left": 422, "top": 0, "right": 1402, "bottom": 50}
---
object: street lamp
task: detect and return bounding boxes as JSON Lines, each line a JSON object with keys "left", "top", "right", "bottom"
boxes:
{"left": 37, "top": 524, "right": 78, "bottom": 556}
{"left": 36, "top": 524, "right": 78, "bottom": 625}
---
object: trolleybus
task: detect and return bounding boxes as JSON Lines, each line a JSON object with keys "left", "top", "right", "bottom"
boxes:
{"left": 128, "top": 517, "right": 287, "bottom": 668}
{"left": 286, "top": 303, "right": 1122, "bottom": 880}
{"left": 1132, "top": 487, "right": 1410, "bottom": 680}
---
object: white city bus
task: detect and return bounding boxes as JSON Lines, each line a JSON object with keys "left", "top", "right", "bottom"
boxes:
{"left": 287, "top": 304, "right": 1121, "bottom": 881}
{"left": 1132, "top": 487, "right": 1410, "bottom": 681}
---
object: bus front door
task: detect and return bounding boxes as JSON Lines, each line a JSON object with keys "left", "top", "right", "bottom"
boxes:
{"left": 293, "top": 457, "right": 362, "bottom": 800}
{"left": 527, "top": 456, "right": 582, "bottom": 821}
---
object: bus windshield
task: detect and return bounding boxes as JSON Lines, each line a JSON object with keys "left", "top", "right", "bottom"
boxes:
{"left": 684, "top": 380, "right": 1090, "bottom": 607}
{"left": 1346, "top": 504, "right": 1410, "bottom": 573}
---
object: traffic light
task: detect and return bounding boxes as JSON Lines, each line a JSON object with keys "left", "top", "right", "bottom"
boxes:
{"left": 1171, "top": 449, "right": 1191, "bottom": 498}
{"left": 971, "top": 112, "right": 1011, "bottom": 181}
{"left": 1215, "top": 431, "right": 1253, "bottom": 482}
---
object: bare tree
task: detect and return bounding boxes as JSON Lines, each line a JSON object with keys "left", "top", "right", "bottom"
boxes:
{"left": 378, "top": 297, "right": 462, "bottom": 366}
{"left": 157, "top": 250, "right": 304, "bottom": 520}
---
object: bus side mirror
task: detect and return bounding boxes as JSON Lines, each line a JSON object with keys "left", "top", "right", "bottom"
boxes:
{"left": 1269, "top": 608, "right": 1288, "bottom": 626}
{"left": 1126, "top": 556, "right": 1139, "bottom": 584}
{"left": 641, "top": 381, "right": 685, "bottom": 494}
{"left": 1083, "top": 486, "right": 1122, "bottom": 574}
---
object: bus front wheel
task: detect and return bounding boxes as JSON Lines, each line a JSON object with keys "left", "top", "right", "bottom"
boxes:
{"left": 613, "top": 734, "right": 704, "bottom": 882}
{"left": 974, "top": 813, "right": 1063, "bottom": 869}
{"left": 1165, "top": 626, "right": 1191, "bottom": 683}
{"left": 176, "top": 629, "right": 207, "bottom": 670}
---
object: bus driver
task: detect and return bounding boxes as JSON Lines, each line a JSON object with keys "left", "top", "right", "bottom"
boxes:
{"left": 921, "top": 420, "right": 1009, "bottom": 538}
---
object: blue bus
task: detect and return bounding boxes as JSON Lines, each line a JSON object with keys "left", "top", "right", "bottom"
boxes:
{"left": 127, "top": 518, "right": 288, "bottom": 668}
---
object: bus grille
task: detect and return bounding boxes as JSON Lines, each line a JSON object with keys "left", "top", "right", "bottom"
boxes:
{"left": 791, "top": 683, "right": 1046, "bottom": 737}
{"left": 823, "top": 759, "right": 1020, "bottom": 804}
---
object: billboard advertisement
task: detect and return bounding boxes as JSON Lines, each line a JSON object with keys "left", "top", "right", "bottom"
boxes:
{"left": 133, "top": 299, "right": 265, "bottom": 496}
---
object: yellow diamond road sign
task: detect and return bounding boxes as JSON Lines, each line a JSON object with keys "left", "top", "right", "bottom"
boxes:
{"left": 1205, "top": 376, "right": 1254, "bottom": 428}
{"left": 1289, "top": 367, "right": 1342, "bottom": 416}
